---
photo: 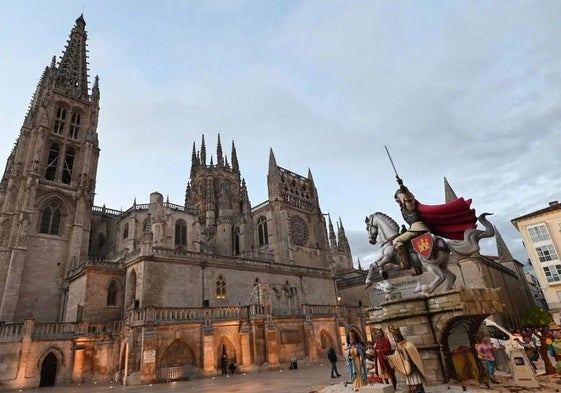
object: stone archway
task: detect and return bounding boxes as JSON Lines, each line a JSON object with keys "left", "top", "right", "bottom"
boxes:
{"left": 348, "top": 326, "right": 365, "bottom": 345}
{"left": 39, "top": 353, "right": 58, "bottom": 387}
{"left": 440, "top": 316, "right": 485, "bottom": 382}
{"left": 160, "top": 339, "right": 195, "bottom": 368}
{"left": 318, "top": 329, "right": 335, "bottom": 353}
{"left": 216, "top": 336, "right": 237, "bottom": 371}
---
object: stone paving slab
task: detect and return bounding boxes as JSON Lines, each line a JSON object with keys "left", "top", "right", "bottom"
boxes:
{"left": 12, "top": 363, "right": 561, "bottom": 393}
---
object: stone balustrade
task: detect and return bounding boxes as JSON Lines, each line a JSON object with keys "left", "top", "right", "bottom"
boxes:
{"left": 0, "top": 323, "right": 23, "bottom": 342}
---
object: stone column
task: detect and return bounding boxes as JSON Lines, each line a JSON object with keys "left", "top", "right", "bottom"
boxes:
{"left": 239, "top": 321, "right": 252, "bottom": 367}
{"left": 202, "top": 322, "right": 216, "bottom": 374}
{"left": 15, "top": 319, "right": 34, "bottom": 384}
{"left": 140, "top": 327, "right": 157, "bottom": 384}
{"left": 304, "top": 321, "right": 318, "bottom": 362}
{"left": 265, "top": 320, "right": 279, "bottom": 367}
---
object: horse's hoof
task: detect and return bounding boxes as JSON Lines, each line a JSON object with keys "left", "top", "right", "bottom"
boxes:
{"left": 411, "top": 272, "right": 422, "bottom": 277}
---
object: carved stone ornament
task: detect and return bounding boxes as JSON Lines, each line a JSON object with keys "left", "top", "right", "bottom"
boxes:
{"left": 289, "top": 215, "right": 308, "bottom": 246}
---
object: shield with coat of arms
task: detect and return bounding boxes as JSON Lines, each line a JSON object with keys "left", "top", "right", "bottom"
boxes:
{"left": 411, "top": 232, "right": 433, "bottom": 258}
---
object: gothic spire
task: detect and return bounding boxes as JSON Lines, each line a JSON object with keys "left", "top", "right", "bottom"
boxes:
{"left": 328, "top": 214, "right": 337, "bottom": 248}
{"left": 200, "top": 134, "right": 206, "bottom": 166}
{"left": 495, "top": 226, "right": 515, "bottom": 262}
{"left": 91, "top": 75, "right": 100, "bottom": 104}
{"left": 444, "top": 177, "right": 458, "bottom": 203}
{"left": 337, "top": 217, "right": 350, "bottom": 253}
{"left": 185, "top": 182, "right": 192, "bottom": 208}
{"left": 241, "top": 178, "right": 251, "bottom": 214}
{"left": 55, "top": 14, "right": 90, "bottom": 99}
{"left": 231, "top": 140, "right": 239, "bottom": 172}
{"left": 217, "top": 133, "right": 224, "bottom": 167}
{"left": 190, "top": 141, "right": 198, "bottom": 176}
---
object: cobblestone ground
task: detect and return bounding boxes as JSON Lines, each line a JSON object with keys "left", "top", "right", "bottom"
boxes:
{"left": 14, "top": 363, "right": 561, "bottom": 393}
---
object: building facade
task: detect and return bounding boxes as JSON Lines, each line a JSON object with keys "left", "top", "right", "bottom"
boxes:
{"left": 512, "top": 200, "right": 561, "bottom": 322}
{"left": 0, "top": 16, "right": 367, "bottom": 389}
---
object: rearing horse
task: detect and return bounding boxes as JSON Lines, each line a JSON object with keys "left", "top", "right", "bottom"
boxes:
{"left": 365, "top": 212, "right": 494, "bottom": 294}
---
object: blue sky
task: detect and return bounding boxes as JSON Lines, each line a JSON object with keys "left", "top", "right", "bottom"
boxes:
{"left": 2, "top": 1, "right": 561, "bottom": 269}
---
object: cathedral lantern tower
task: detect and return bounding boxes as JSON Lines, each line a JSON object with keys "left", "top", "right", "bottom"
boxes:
{"left": 186, "top": 134, "right": 253, "bottom": 256}
{"left": 0, "top": 15, "right": 100, "bottom": 322}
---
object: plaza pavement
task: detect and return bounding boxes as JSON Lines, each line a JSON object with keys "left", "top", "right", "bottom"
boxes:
{"left": 16, "top": 361, "right": 561, "bottom": 393}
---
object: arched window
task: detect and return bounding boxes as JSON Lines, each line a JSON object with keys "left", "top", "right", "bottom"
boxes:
{"left": 45, "top": 143, "right": 60, "bottom": 181}
{"left": 107, "top": 280, "right": 118, "bottom": 306}
{"left": 69, "top": 112, "right": 80, "bottom": 139}
{"left": 123, "top": 223, "right": 129, "bottom": 239}
{"left": 216, "top": 275, "right": 226, "bottom": 299}
{"left": 232, "top": 226, "right": 240, "bottom": 256}
{"left": 257, "top": 216, "right": 268, "bottom": 246}
{"left": 175, "top": 219, "right": 187, "bottom": 246}
{"left": 39, "top": 200, "right": 62, "bottom": 235}
{"left": 62, "top": 147, "right": 75, "bottom": 184}
{"left": 53, "top": 107, "right": 67, "bottom": 135}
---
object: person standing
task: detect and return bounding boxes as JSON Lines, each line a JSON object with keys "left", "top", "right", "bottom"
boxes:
{"left": 346, "top": 332, "right": 367, "bottom": 391}
{"left": 327, "top": 346, "right": 341, "bottom": 378}
{"left": 220, "top": 353, "right": 228, "bottom": 376}
{"left": 387, "top": 325, "right": 426, "bottom": 393}
{"left": 477, "top": 337, "right": 499, "bottom": 383}
{"left": 373, "top": 329, "right": 397, "bottom": 389}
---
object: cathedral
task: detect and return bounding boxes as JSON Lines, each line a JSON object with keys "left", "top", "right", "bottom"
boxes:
{"left": 0, "top": 16, "right": 364, "bottom": 389}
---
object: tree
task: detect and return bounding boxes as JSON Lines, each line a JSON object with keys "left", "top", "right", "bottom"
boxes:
{"left": 521, "top": 305, "right": 556, "bottom": 375}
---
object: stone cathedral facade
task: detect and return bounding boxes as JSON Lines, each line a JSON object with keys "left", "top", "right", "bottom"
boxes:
{"left": 0, "top": 16, "right": 367, "bottom": 389}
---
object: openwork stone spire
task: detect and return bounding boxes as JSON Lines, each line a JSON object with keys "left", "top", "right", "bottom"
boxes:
{"left": 55, "top": 14, "right": 90, "bottom": 99}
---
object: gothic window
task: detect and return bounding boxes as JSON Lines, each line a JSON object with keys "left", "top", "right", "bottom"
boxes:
{"left": 289, "top": 215, "right": 309, "bottom": 246}
{"left": 53, "top": 107, "right": 67, "bottom": 135}
{"left": 107, "top": 280, "right": 118, "bottom": 306}
{"left": 232, "top": 226, "right": 240, "bottom": 256}
{"left": 39, "top": 200, "right": 62, "bottom": 235}
{"left": 123, "top": 223, "right": 129, "bottom": 239}
{"left": 45, "top": 143, "right": 60, "bottom": 181}
{"left": 69, "top": 112, "right": 80, "bottom": 139}
{"left": 216, "top": 275, "right": 226, "bottom": 299}
{"left": 61, "top": 147, "right": 75, "bottom": 184}
{"left": 257, "top": 216, "right": 268, "bottom": 246}
{"left": 175, "top": 219, "right": 187, "bottom": 246}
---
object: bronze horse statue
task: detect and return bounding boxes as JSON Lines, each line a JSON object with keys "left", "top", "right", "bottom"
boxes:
{"left": 365, "top": 212, "right": 494, "bottom": 294}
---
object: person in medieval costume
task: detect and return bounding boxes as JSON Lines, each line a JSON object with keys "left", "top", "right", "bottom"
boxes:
{"left": 346, "top": 332, "right": 368, "bottom": 391}
{"left": 387, "top": 325, "right": 426, "bottom": 393}
{"left": 392, "top": 176, "right": 477, "bottom": 277}
{"left": 373, "top": 328, "right": 397, "bottom": 389}
{"left": 547, "top": 322, "right": 561, "bottom": 372}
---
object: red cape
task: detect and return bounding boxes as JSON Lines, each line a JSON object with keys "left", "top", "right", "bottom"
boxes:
{"left": 417, "top": 197, "right": 477, "bottom": 240}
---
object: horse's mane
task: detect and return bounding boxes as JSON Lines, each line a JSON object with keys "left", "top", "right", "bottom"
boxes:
{"left": 371, "top": 212, "right": 399, "bottom": 232}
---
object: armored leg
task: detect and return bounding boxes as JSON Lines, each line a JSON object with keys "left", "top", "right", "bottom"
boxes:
{"left": 395, "top": 245, "right": 410, "bottom": 269}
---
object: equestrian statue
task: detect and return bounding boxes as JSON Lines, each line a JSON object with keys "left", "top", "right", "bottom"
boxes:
{"left": 364, "top": 147, "right": 495, "bottom": 295}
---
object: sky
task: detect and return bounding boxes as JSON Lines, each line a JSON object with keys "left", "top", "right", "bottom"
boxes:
{"left": 1, "top": 1, "right": 560, "bottom": 270}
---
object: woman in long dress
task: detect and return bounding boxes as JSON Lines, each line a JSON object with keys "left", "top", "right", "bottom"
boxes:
{"left": 346, "top": 332, "right": 367, "bottom": 391}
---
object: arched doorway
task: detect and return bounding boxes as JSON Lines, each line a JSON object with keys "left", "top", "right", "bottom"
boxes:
{"left": 39, "top": 353, "right": 58, "bottom": 387}
{"left": 216, "top": 337, "right": 237, "bottom": 372}
{"left": 319, "top": 329, "right": 335, "bottom": 352}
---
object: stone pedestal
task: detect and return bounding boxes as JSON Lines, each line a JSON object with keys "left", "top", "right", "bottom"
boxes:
{"left": 366, "top": 288, "right": 503, "bottom": 384}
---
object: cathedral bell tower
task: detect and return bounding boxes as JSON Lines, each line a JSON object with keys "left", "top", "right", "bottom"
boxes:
{"left": 0, "top": 15, "right": 100, "bottom": 322}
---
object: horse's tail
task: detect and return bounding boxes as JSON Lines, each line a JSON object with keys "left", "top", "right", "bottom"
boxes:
{"left": 446, "top": 213, "right": 495, "bottom": 257}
